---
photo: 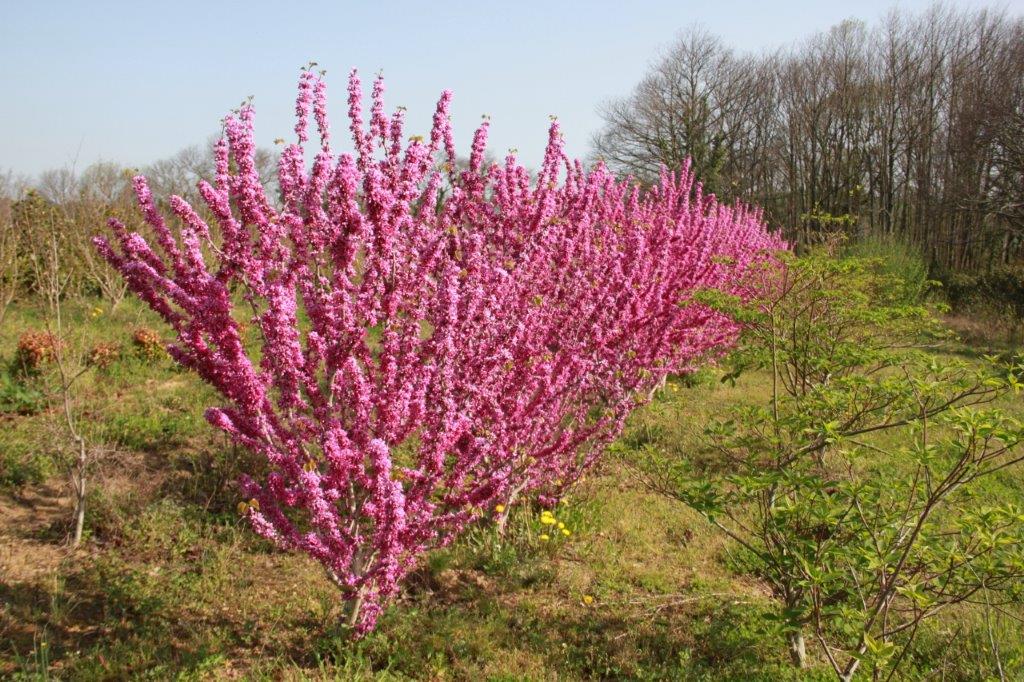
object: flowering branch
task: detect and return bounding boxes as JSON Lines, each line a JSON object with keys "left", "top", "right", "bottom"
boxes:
{"left": 96, "top": 68, "right": 782, "bottom": 633}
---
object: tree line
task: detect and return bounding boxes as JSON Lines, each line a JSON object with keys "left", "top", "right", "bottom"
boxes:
{"left": 3, "top": 3, "right": 1020, "bottom": 324}
{"left": 593, "top": 4, "right": 1024, "bottom": 272}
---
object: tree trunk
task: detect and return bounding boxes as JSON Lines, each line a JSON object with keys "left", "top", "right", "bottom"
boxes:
{"left": 647, "top": 374, "right": 668, "bottom": 401}
{"left": 496, "top": 483, "right": 526, "bottom": 536}
{"left": 70, "top": 422, "right": 87, "bottom": 546}
{"left": 72, "top": 464, "right": 85, "bottom": 546}
{"left": 345, "top": 591, "right": 365, "bottom": 630}
{"left": 788, "top": 630, "right": 808, "bottom": 668}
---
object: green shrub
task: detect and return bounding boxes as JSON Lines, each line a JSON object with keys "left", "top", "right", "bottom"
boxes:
{"left": 844, "top": 234, "right": 931, "bottom": 304}
{"left": 943, "top": 264, "right": 1024, "bottom": 345}
{"left": 945, "top": 264, "right": 1024, "bottom": 319}
{"left": 0, "top": 371, "right": 45, "bottom": 415}
{"left": 635, "top": 252, "right": 1024, "bottom": 678}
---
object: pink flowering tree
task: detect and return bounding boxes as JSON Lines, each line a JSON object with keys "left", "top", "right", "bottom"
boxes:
{"left": 96, "top": 68, "right": 783, "bottom": 633}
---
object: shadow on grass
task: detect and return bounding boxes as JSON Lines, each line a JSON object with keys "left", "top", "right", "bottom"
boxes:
{"left": 1, "top": 571, "right": 118, "bottom": 672}
{"left": 304, "top": 576, "right": 806, "bottom": 681}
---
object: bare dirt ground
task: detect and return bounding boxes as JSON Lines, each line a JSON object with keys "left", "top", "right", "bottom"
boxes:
{"left": 0, "top": 481, "right": 74, "bottom": 583}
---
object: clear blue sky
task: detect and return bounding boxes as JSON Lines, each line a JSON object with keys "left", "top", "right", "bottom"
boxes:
{"left": 1, "top": 0, "right": 1019, "bottom": 177}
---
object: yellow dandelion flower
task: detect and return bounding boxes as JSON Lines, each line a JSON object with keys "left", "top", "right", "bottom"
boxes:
{"left": 539, "top": 534, "right": 550, "bottom": 541}
{"left": 541, "top": 516, "right": 556, "bottom": 525}
{"left": 557, "top": 522, "right": 565, "bottom": 529}
{"left": 582, "top": 594, "right": 594, "bottom": 605}
{"left": 562, "top": 528, "right": 571, "bottom": 537}
{"left": 495, "top": 504, "right": 505, "bottom": 514}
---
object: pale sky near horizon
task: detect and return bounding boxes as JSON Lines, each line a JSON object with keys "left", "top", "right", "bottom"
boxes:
{"left": 2, "top": 0, "right": 1021, "bottom": 179}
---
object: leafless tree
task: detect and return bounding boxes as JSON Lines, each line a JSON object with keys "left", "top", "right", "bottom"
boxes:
{"left": 144, "top": 138, "right": 279, "bottom": 206}
{"left": 593, "top": 4, "right": 1024, "bottom": 270}
{"left": 25, "top": 194, "right": 93, "bottom": 545}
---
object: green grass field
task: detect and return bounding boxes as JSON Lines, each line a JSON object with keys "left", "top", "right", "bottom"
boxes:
{"left": 2, "top": 298, "right": 1022, "bottom": 680}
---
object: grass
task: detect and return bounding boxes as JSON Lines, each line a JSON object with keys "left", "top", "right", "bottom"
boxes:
{"left": 1, "top": 297, "right": 1022, "bottom": 680}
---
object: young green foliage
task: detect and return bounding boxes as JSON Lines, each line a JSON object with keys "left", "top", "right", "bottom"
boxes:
{"left": 636, "top": 253, "right": 1024, "bottom": 680}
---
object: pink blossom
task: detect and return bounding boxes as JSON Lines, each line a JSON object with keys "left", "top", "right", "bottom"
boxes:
{"left": 96, "top": 69, "right": 784, "bottom": 635}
